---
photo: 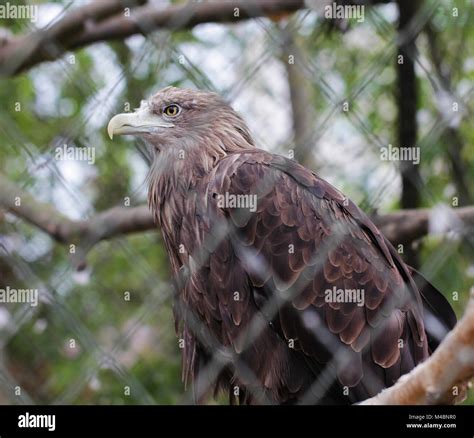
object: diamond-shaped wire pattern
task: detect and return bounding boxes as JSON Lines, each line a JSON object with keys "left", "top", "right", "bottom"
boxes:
{"left": 0, "top": 0, "right": 472, "bottom": 405}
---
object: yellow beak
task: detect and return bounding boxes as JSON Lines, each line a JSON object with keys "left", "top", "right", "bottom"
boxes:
{"left": 107, "top": 104, "right": 174, "bottom": 139}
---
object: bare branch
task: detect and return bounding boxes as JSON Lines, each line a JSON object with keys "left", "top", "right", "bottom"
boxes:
{"left": 373, "top": 206, "right": 474, "bottom": 244}
{"left": 0, "top": 0, "right": 398, "bottom": 77}
{"left": 362, "top": 287, "right": 474, "bottom": 405}
{"left": 0, "top": 0, "right": 129, "bottom": 77}
{"left": 0, "top": 173, "right": 153, "bottom": 268}
{"left": 0, "top": 0, "right": 305, "bottom": 76}
{"left": 1, "top": 173, "right": 474, "bottom": 267}
{"left": 0, "top": 173, "right": 76, "bottom": 243}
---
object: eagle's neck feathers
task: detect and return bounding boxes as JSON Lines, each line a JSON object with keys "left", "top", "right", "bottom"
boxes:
{"left": 147, "top": 128, "right": 254, "bottom": 266}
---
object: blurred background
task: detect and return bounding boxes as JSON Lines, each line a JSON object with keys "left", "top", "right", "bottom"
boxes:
{"left": 0, "top": 0, "right": 473, "bottom": 404}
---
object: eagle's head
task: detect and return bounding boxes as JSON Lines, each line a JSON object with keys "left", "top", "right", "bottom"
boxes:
{"left": 107, "top": 86, "right": 254, "bottom": 153}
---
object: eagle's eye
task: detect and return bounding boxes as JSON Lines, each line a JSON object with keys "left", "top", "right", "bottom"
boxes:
{"left": 163, "top": 104, "right": 181, "bottom": 117}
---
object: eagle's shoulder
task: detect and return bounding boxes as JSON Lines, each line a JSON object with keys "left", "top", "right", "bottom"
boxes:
{"left": 207, "top": 150, "right": 396, "bottom": 270}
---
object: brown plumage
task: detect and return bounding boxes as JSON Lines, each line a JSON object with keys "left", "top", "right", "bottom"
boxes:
{"left": 108, "top": 87, "right": 456, "bottom": 404}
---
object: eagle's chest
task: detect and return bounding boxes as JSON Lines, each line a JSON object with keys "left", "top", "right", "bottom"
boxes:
{"left": 158, "top": 186, "right": 208, "bottom": 272}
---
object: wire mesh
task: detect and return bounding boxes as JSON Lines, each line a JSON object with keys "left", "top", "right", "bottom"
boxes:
{"left": 0, "top": 0, "right": 472, "bottom": 405}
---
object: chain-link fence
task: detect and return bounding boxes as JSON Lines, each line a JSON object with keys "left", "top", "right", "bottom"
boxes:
{"left": 0, "top": 0, "right": 473, "bottom": 405}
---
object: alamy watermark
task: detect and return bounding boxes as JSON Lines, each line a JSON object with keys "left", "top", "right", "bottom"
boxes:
{"left": 18, "top": 413, "right": 55, "bottom": 432}
{"left": 0, "top": 2, "right": 38, "bottom": 23}
{"left": 216, "top": 192, "right": 257, "bottom": 213}
{"left": 380, "top": 144, "right": 420, "bottom": 165}
{"left": 55, "top": 144, "right": 95, "bottom": 165}
{"left": 325, "top": 286, "right": 365, "bottom": 307}
{"left": 324, "top": 2, "right": 365, "bottom": 23}
{"left": 0, "top": 286, "right": 38, "bottom": 307}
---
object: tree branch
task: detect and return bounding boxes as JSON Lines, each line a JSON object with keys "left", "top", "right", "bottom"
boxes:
{"left": 1, "top": 173, "right": 474, "bottom": 267}
{"left": 362, "top": 287, "right": 474, "bottom": 405}
{"left": 0, "top": 0, "right": 398, "bottom": 77}
{"left": 0, "top": 0, "right": 305, "bottom": 76}
{"left": 0, "top": 0, "right": 131, "bottom": 77}
{"left": 0, "top": 173, "right": 76, "bottom": 243}
{"left": 372, "top": 206, "right": 474, "bottom": 245}
{"left": 0, "top": 173, "right": 154, "bottom": 268}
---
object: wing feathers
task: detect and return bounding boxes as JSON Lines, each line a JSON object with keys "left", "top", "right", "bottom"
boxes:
{"left": 177, "top": 150, "right": 435, "bottom": 403}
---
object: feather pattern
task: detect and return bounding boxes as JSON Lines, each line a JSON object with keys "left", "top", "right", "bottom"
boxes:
{"left": 151, "top": 149, "right": 453, "bottom": 404}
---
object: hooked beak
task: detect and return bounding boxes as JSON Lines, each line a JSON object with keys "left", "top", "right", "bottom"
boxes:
{"left": 107, "top": 103, "right": 174, "bottom": 139}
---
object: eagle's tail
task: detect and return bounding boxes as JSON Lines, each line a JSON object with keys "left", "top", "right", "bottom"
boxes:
{"left": 409, "top": 267, "right": 457, "bottom": 353}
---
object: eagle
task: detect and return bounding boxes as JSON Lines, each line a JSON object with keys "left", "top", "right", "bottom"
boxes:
{"left": 107, "top": 87, "right": 456, "bottom": 404}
